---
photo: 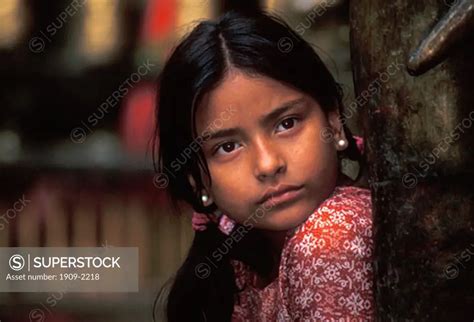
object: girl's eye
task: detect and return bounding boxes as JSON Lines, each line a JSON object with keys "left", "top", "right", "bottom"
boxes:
{"left": 276, "top": 117, "right": 299, "bottom": 133}
{"left": 214, "top": 141, "right": 241, "bottom": 156}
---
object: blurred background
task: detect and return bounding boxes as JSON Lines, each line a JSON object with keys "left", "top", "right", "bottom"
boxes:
{"left": 0, "top": 0, "right": 360, "bottom": 321}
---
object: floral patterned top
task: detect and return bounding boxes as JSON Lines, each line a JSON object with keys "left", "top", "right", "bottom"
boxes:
{"left": 227, "top": 185, "right": 374, "bottom": 321}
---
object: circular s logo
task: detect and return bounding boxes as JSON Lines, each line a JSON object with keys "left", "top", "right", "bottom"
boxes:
{"left": 9, "top": 254, "right": 25, "bottom": 271}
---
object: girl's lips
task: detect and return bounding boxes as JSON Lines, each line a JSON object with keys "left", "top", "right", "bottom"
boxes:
{"left": 260, "top": 186, "right": 304, "bottom": 209}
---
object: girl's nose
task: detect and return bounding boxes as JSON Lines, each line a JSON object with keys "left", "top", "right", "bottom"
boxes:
{"left": 253, "top": 138, "right": 286, "bottom": 181}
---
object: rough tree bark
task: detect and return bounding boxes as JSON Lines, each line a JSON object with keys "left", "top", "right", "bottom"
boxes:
{"left": 350, "top": 1, "right": 474, "bottom": 321}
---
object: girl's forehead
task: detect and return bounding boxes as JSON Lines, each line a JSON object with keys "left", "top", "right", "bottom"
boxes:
{"left": 195, "top": 72, "right": 304, "bottom": 129}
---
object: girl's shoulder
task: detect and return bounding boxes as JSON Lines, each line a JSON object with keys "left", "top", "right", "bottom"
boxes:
{"left": 279, "top": 184, "right": 375, "bottom": 320}
{"left": 287, "top": 184, "right": 372, "bottom": 240}
{"left": 322, "top": 185, "right": 372, "bottom": 216}
{"left": 326, "top": 184, "right": 372, "bottom": 205}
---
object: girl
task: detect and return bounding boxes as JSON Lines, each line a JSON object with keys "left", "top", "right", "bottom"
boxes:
{"left": 154, "top": 10, "right": 374, "bottom": 322}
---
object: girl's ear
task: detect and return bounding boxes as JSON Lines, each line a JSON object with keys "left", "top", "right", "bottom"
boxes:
{"left": 187, "top": 174, "right": 214, "bottom": 207}
{"left": 327, "top": 110, "right": 348, "bottom": 152}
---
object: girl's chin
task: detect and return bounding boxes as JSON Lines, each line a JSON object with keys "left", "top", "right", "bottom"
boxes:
{"left": 254, "top": 203, "right": 313, "bottom": 231}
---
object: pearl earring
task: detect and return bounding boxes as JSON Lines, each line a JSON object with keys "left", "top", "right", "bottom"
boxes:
{"left": 201, "top": 194, "right": 209, "bottom": 204}
{"left": 337, "top": 138, "right": 348, "bottom": 149}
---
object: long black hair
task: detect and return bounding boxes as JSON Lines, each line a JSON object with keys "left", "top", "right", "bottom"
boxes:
{"left": 153, "top": 10, "right": 363, "bottom": 322}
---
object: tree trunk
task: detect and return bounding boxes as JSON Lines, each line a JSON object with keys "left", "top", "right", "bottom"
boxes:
{"left": 349, "top": 1, "right": 474, "bottom": 321}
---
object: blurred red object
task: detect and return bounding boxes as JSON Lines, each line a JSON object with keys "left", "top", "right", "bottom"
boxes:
{"left": 140, "top": 0, "right": 177, "bottom": 42}
{"left": 119, "top": 83, "right": 156, "bottom": 156}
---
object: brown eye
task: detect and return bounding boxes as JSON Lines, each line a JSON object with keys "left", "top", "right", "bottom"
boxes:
{"left": 222, "top": 142, "right": 235, "bottom": 152}
{"left": 214, "top": 141, "right": 241, "bottom": 156}
{"left": 276, "top": 117, "right": 299, "bottom": 133}
{"left": 282, "top": 118, "right": 295, "bottom": 128}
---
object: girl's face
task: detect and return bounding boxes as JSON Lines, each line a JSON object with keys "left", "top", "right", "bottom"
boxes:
{"left": 193, "top": 70, "right": 347, "bottom": 230}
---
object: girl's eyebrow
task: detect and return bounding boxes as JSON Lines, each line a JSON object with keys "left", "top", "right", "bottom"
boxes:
{"left": 205, "top": 97, "right": 306, "bottom": 142}
{"left": 205, "top": 127, "right": 243, "bottom": 142}
{"left": 257, "top": 97, "right": 306, "bottom": 128}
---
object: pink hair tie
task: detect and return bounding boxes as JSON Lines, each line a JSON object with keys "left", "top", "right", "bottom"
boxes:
{"left": 191, "top": 212, "right": 216, "bottom": 231}
{"left": 192, "top": 211, "right": 235, "bottom": 235}
{"left": 218, "top": 214, "right": 236, "bottom": 235}
{"left": 353, "top": 135, "right": 365, "bottom": 155}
